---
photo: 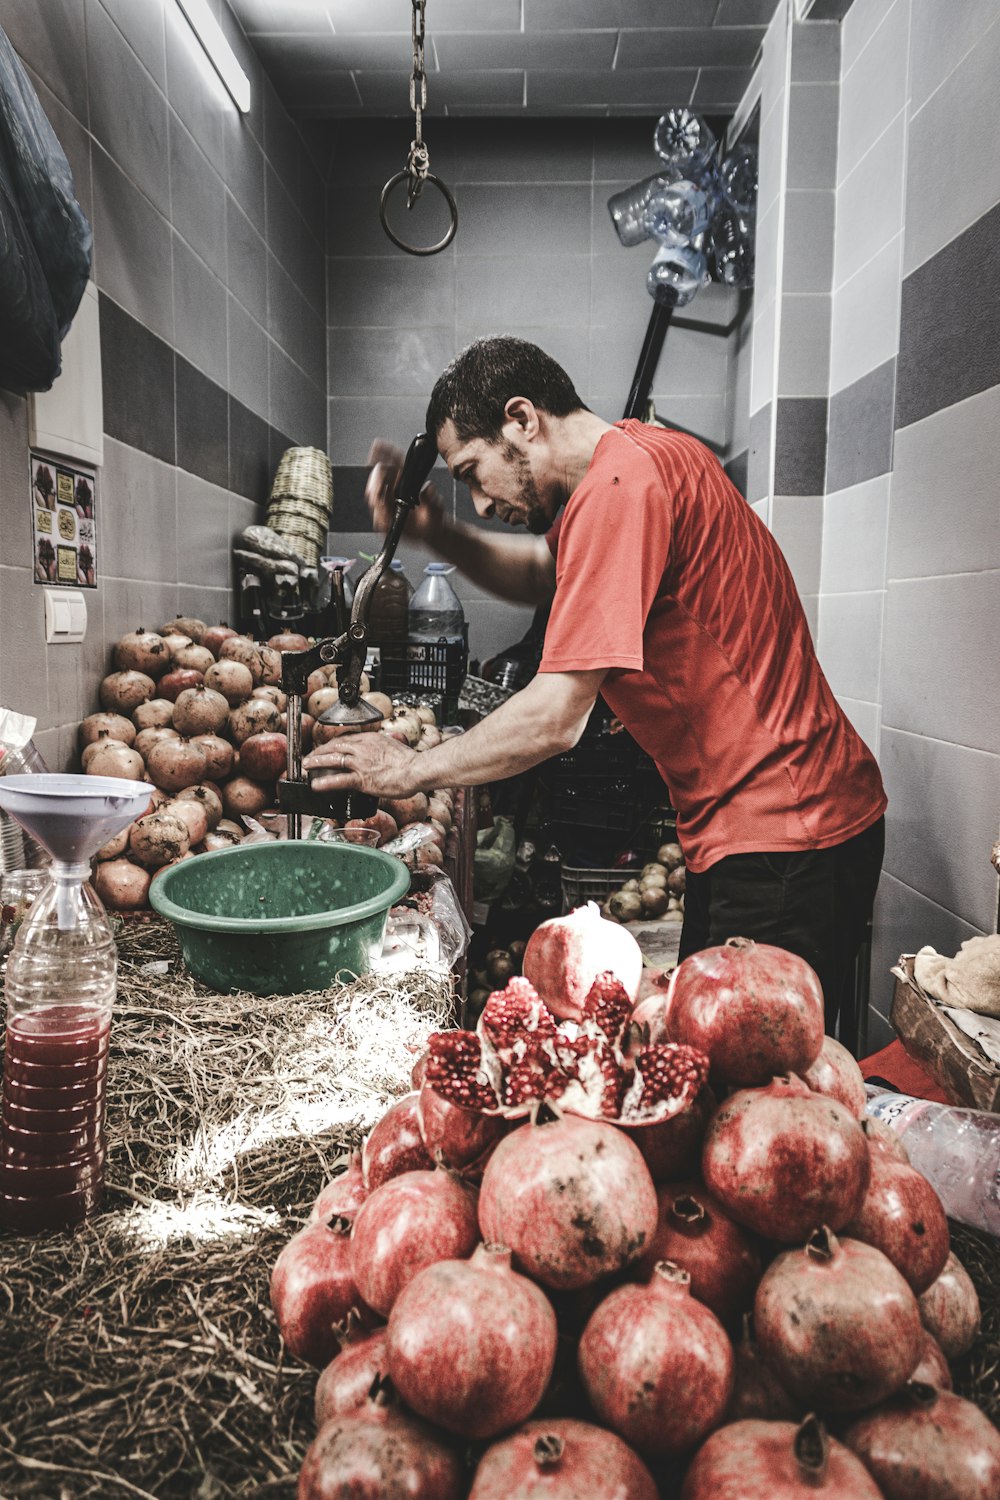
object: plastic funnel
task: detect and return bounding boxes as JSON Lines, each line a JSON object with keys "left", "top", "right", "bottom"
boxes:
{"left": 0, "top": 775, "right": 152, "bottom": 865}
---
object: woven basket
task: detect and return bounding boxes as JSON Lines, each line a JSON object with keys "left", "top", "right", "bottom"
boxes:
{"left": 266, "top": 447, "right": 333, "bottom": 571}
{"left": 269, "top": 448, "right": 333, "bottom": 513}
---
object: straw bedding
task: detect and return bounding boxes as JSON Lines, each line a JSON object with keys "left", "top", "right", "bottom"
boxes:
{"left": 0, "top": 919, "right": 454, "bottom": 1499}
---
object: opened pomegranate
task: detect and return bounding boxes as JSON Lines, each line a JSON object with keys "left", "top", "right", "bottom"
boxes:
{"left": 635, "top": 1183, "right": 762, "bottom": 1325}
{"left": 726, "top": 1315, "right": 801, "bottom": 1422}
{"left": 270, "top": 1215, "right": 369, "bottom": 1368}
{"left": 910, "top": 1329, "right": 952, "bottom": 1390}
{"left": 617, "top": 1080, "right": 715, "bottom": 1183}
{"left": 843, "top": 1383, "right": 1000, "bottom": 1500}
{"left": 522, "top": 902, "right": 643, "bottom": 1021}
{"left": 468, "top": 1419, "right": 659, "bottom": 1500}
{"left": 702, "top": 1074, "right": 870, "bottom": 1241}
{"left": 630, "top": 984, "right": 672, "bottom": 1046}
{"left": 681, "top": 1415, "right": 883, "bottom": 1499}
{"left": 919, "top": 1249, "right": 981, "bottom": 1360}
{"left": 314, "top": 1324, "right": 389, "bottom": 1425}
{"left": 417, "top": 1083, "right": 508, "bottom": 1173}
{"left": 298, "top": 1386, "right": 464, "bottom": 1500}
{"left": 349, "top": 1168, "right": 479, "bottom": 1316}
{"left": 362, "top": 1093, "right": 433, "bottom": 1191}
{"left": 667, "top": 937, "right": 824, "bottom": 1086}
{"left": 578, "top": 1261, "right": 733, "bottom": 1456}
{"left": 309, "top": 1152, "right": 367, "bottom": 1224}
{"left": 479, "top": 1110, "right": 657, "bottom": 1289}
{"left": 844, "top": 1154, "right": 950, "bottom": 1294}
{"left": 802, "top": 1034, "right": 867, "bottom": 1116}
{"left": 755, "top": 1226, "right": 924, "bottom": 1412}
{"left": 386, "top": 1243, "right": 558, "bottom": 1439}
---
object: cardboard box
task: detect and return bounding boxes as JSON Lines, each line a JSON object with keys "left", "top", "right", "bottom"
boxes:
{"left": 890, "top": 956, "right": 1000, "bottom": 1112}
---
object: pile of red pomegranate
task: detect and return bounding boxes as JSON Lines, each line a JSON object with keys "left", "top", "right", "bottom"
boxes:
{"left": 77, "top": 617, "right": 456, "bottom": 910}
{"left": 271, "top": 909, "right": 999, "bottom": 1499}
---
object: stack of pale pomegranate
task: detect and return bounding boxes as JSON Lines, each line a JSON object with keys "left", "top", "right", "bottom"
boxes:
{"left": 272, "top": 902, "right": 1000, "bottom": 1499}
{"left": 77, "top": 618, "right": 456, "bottom": 911}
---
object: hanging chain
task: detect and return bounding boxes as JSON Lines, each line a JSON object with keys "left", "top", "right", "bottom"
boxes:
{"left": 406, "top": 0, "right": 429, "bottom": 207}
{"left": 378, "top": 0, "right": 457, "bottom": 254}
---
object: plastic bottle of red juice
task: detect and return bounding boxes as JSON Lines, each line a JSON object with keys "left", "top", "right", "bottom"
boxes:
{"left": 1, "top": 862, "right": 115, "bottom": 1232}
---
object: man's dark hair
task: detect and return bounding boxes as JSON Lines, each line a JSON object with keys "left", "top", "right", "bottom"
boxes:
{"left": 425, "top": 336, "right": 586, "bottom": 443}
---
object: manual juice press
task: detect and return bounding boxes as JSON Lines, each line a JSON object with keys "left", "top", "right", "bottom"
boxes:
{"left": 278, "top": 431, "right": 438, "bottom": 840}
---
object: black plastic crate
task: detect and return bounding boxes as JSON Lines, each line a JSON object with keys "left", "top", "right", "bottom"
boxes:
{"left": 374, "top": 630, "right": 468, "bottom": 723}
{"left": 548, "top": 764, "right": 667, "bottom": 833}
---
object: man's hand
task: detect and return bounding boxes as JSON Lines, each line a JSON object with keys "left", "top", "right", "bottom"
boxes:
{"left": 366, "top": 439, "right": 445, "bottom": 544}
{"left": 304, "top": 731, "right": 420, "bottom": 799}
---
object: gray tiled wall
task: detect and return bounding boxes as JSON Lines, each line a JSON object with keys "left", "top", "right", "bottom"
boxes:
{"left": 742, "top": 0, "right": 998, "bottom": 1047}
{"left": 325, "top": 116, "right": 745, "bottom": 666}
{"left": 0, "top": 0, "right": 326, "bottom": 768}
{"left": 817, "top": 0, "right": 1000, "bottom": 1035}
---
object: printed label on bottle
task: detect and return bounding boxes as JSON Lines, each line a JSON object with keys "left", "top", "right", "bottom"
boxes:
{"left": 865, "top": 1092, "right": 932, "bottom": 1133}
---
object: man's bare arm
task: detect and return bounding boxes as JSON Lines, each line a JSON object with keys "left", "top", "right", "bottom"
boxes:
{"left": 304, "top": 668, "right": 606, "bottom": 796}
{"left": 367, "top": 449, "right": 556, "bottom": 608}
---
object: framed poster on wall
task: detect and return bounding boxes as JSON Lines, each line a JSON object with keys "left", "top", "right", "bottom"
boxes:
{"left": 30, "top": 450, "right": 97, "bottom": 588}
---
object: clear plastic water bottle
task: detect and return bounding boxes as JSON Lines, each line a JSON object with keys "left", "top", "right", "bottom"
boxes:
{"left": 720, "top": 143, "right": 758, "bottom": 215}
{"left": 647, "top": 242, "right": 708, "bottom": 308}
{"left": 706, "top": 210, "right": 756, "bottom": 289}
{"left": 644, "top": 180, "right": 712, "bottom": 249}
{"left": 865, "top": 1085, "right": 1000, "bottom": 1237}
{"left": 409, "top": 563, "right": 465, "bottom": 644}
{"left": 653, "top": 109, "right": 716, "bottom": 178}
{"left": 1, "top": 867, "right": 116, "bottom": 1231}
{"left": 607, "top": 172, "right": 672, "bottom": 247}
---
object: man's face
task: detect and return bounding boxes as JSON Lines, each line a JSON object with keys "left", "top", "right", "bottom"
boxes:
{"left": 437, "top": 419, "right": 553, "bottom": 534}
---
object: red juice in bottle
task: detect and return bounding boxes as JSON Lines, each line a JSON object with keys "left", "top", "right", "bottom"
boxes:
{"left": 1, "top": 867, "right": 116, "bottom": 1233}
{"left": 0, "top": 1008, "right": 110, "bottom": 1227}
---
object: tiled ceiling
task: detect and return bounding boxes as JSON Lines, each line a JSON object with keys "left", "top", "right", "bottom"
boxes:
{"left": 228, "top": 0, "right": 779, "bottom": 118}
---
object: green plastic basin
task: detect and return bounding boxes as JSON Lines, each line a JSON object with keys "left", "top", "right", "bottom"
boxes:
{"left": 148, "top": 840, "right": 410, "bottom": 995}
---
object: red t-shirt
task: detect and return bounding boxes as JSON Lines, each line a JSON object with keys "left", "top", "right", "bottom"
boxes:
{"left": 539, "top": 421, "right": 886, "bottom": 873}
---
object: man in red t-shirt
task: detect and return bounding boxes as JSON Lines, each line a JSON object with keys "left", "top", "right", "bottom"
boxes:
{"left": 307, "top": 337, "right": 886, "bottom": 1040}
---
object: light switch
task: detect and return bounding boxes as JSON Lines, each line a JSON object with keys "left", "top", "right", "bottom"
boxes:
{"left": 44, "top": 588, "right": 88, "bottom": 645}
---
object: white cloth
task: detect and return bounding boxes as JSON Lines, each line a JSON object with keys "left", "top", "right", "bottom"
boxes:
{"left": 914, "top": 934, "right": 1000, "bottom": 1018}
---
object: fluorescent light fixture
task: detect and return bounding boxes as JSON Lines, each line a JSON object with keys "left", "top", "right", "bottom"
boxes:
{"left": 175, "top": 0, "right": 251, "bottom": 113}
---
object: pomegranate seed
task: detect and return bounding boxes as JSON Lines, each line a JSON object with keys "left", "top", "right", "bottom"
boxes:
{"left": 426, "top": 1030, "right": 497, "bottom": 1111}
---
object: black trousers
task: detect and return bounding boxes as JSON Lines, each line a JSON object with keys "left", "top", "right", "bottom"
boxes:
{"left": 678, "top": 817, "right": 885, "bottom": 1052}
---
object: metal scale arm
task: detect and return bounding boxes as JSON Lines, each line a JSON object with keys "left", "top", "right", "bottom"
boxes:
{"left": 279, "top": 431, "right": 439, "bottom": 838}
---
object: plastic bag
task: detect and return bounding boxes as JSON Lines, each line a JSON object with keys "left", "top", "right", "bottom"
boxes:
{"left": 473, "top": 815, "right": 516, "bottom": 902}
{"left": 0, "top": 25, "right": 92, "bottom": 337}
{"left": 0, "top": 130, "right": 60, "bottom": 391}
{"left": 375, "top": 867, "right": 471, "bottom": 977}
